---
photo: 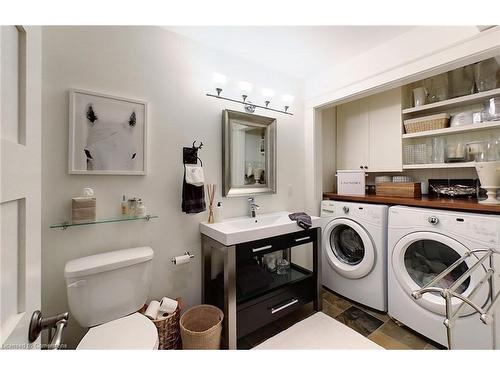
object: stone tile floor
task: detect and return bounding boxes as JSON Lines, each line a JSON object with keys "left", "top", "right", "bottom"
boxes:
{"left": 238, "top": 287, "right": 444, "bottom": 350}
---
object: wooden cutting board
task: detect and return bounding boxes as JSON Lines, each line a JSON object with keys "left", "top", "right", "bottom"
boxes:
{"left": 376, "top": 182, "right": 422, "bottom": 198}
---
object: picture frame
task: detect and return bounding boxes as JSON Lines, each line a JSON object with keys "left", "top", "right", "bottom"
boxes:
{"left": 68, "top": 89, "right": 148, "bottom": 175}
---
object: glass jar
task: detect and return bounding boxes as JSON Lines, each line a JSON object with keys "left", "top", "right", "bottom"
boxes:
{"left": 449, "top": 65, "right": 475, "bottom": 98}
{"left": 276, "top": 258, "right": 290, "bottom": 275}
{"left": 474, "top": 58, "right": 499, "bottom": 92}
{"left": 424, "top": 73, "right": 449, "bottom": 103}
{"left": 431, "top": 137, "right": 445, "bottom": 164}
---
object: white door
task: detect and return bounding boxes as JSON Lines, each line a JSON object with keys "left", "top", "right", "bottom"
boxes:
{"left": 322, "top": 218, "right": 375, "bottom": 279}
{"left": 1, "top": 26, "right": 41, "bottom": 348}
{"left": 336, "top": 97, "right": 369, "bottom": 170}
{"left": 392, "top": 232, "right": 490, "bottom": 317}
{"left": 368, "top": 88, "right": 403, "bottom": 172}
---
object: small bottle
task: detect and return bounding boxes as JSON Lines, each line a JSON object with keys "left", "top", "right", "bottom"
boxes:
{"left": 213, "top": 202, "right": 222, "bottom": 223}
{"left": 128, "top": 198, "right": 138, "bottom": 216}
{"left": 121, "top": 195, "right": 128, "bottom": 216}
{"left": 136, "top": 199, "right": 147, "bottom": 216}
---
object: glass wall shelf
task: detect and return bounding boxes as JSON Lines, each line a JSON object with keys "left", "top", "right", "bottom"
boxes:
{"left": 50, "top": 215, "right": 158, "bottom": 230}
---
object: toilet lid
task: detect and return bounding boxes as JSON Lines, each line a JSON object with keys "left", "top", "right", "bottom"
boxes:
{"left": 77, "top": 312, "right": 159, "bottom": 350}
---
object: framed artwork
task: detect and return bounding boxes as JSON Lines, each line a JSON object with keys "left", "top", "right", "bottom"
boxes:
{"left": 68, "top": 89, "right": 148, "bottom": 175}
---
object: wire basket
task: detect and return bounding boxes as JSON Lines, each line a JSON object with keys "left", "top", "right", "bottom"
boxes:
{"left": 139, "top": 298, "right": 182, "bottom": 350}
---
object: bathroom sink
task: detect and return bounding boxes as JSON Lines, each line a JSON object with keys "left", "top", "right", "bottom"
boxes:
{"left": 200, "top": 211, "right": 321, "bottom": 246}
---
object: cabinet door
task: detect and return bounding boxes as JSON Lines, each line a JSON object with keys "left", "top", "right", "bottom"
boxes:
{"left": 336, "top": 98, "right": 369, "bottom": 170}
{"left": 368, "top": 88, "right": 403, "bottom": 172}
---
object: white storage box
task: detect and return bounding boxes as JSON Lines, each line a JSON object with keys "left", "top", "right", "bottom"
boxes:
{"left": 336, "top": 170, "right": 366, "bottom": 196}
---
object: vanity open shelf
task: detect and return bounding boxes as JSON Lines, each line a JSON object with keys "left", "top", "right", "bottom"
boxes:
{"left": 50, "top": 214, "right": 159, "bottom": 230}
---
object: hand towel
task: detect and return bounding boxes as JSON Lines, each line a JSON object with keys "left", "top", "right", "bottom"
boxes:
{"left": 185, "top": 164, "right": 205, "bottom": 186}
{"left": 289, "top": 212, "right": 312, "bottom": 230}
{"left": 182, "top": 169, "right": 206, "bottom": 214}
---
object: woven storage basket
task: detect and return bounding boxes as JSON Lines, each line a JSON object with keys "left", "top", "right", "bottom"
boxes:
{"left": 139, "top": 298, "right": 182, "bottom": 350}
{"left": 404, "top": 113, "right": 450, "bottom": 134}
{"left": 180, "top": 305, "right": 224, "bottom": 350}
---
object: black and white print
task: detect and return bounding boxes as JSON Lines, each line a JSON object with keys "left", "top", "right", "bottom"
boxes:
{"left": 69, "top": 89, "right": 147, "bottom": 175}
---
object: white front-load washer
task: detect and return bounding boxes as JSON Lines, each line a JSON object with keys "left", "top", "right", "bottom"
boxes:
{"left": 321, "top": 200, "right": 388, "bottom": 311}
{"left": 388, "top": 205, "right": 500, "bottom": 349}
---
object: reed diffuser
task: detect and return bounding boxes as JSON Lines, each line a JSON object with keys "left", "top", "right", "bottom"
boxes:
{"left": 207, "top": 184, "right": 216, "bottom": 223}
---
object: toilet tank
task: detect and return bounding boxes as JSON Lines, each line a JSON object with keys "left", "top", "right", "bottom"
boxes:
{"left": 64, "top": 247, "right": 154, "bottom": 327}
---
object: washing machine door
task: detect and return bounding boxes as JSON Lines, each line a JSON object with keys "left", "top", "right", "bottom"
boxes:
{"left": 392, "top": 231, "right": 489, "bottom": 316}
{"left": 323, "top": 218, "right": 375, "bottom": 279}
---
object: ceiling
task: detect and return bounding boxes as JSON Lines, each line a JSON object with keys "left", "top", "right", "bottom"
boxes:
{"left": 165, "top": 26, "right": 415, "bottom": 80}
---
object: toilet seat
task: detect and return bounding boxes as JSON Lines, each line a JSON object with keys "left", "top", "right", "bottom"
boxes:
{"left": 77, "top": 312, "right": 159, "bottom": 350}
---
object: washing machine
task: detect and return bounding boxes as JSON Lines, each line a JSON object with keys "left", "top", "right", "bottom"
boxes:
{"left": 388, "top": 205, "right": 500, "bottom": 349}
{"left": 320, "top": 200, "right": 388, "bottom": 311}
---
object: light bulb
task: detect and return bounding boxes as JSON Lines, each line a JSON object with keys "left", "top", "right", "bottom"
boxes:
{"left": 282, "top": 94, "right": 294, "bottom": 104}
{"left": 213, "top": 73, "right": 227, "bottom": 86}
{"left": 238, "top": 81, "right": 253, "bottom": 94}
{"left": 262, "top": 88, "right": 275, "bottom": 100}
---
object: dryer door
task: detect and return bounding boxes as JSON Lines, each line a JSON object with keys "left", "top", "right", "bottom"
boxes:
{"left": 323, "top": 218, "right": 375, "bottom": 279}
{"left": 392, "top": 232, "right": 489, "bottom": 316}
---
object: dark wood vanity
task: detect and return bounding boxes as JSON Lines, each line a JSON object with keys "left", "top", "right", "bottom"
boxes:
{"left": 201, "top": 227, "right": 322, "bottom": 349}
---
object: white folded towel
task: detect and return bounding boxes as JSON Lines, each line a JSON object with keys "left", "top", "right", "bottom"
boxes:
{"left": 185, "top": 164, "right": 205, "bottom": 186}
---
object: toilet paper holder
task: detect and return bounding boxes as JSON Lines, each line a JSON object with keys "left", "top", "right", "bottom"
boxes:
{"left": 171, "top": 251, "right": 195, "bottom": 265}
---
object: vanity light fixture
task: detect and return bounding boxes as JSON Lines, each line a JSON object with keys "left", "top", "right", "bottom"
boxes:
{"left": 206, "top": 83, "right": 293, "bottom": 115}
{"left": 282, "top": 94, "right": 294, "bottom": 113}
{"left": 262, "top": 88, "right": 275, "bottom": 108}
{"left": 238, "top": 81, "right": 253, "bottom": 102}
{"left": 212, "top": 73, "right": 227, "bottom": 97}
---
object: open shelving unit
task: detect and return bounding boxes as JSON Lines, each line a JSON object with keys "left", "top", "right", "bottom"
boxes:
{"left": 402, "top": 87, "right": 500, "bottom": 115}
{"left": 402, "top": 121, "right": 500, "bottom": 139}
{"left": 403, "top": 162, "right": 476, "bottom": 170}
{"left": 401, "top": 81, "right": 500, "bottom": 170}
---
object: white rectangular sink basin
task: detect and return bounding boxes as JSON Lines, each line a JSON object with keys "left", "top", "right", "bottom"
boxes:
{"left": 200, "top": 211, "right": 321, "bottom": 246}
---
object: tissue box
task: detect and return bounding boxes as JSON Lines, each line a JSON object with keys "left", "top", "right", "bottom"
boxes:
{"left": 72, "top": 197, "right": 96, "bottom": 223}
{"left": 336, "top": 170, "right": 366, "bottom": 196}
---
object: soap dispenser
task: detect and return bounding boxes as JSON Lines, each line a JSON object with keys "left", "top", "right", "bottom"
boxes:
{"left": 213, "top": 202, "right": 222, "bottom": 223}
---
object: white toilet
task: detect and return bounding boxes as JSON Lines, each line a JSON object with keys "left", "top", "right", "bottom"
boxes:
{"left": 64, "top": 246, "right": 159, "bottom": 349}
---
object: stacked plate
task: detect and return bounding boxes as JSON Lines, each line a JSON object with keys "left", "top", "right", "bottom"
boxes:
{"left": 375, "top": 176, "right": 392, "bottom": 184}
{"left": 392, "top": 176, "right": 413, "bottom": 183}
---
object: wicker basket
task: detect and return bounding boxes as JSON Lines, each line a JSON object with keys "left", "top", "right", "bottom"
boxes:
{"left": 404, "top": 113, "right": 450, "bottom": 134}
{"left": 180, "top": 305, "right": 224, "bottom": 350}
{"left": 139, "top": 298, "right": 182, "bottom": 350}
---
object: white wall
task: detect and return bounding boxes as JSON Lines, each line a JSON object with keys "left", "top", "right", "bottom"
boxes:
{"left": 305, "top": 26, "right": 482, "bottom": 104}
{"left": 41, "top": 26, "right": 305, "bottom": 348}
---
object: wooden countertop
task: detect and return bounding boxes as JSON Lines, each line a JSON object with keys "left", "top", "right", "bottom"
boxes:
{"left": 322, "top": 193, "right": 500, "bottom": 215}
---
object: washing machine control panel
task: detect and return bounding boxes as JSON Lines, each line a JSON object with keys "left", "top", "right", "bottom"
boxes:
{"left": 391, "top": 207, "right": 500, "bottom": 246}
{"left": 343, "top": 206, "right": 350, "bottom": 214}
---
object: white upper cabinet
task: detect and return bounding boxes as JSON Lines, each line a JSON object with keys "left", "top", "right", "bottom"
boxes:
{"left": 336, "top": 97, "right": 370, "bottom": 170}
{"left": 336, "top": 88, "right": 402, "bottom": 172}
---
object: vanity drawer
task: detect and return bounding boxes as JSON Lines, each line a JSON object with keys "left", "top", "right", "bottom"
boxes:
{"left": 236, "top": 236, "right": 286, "bottom": 260}
{"left": 286, "top": 228, "right": 316, "bottom": 247}
{"left": 236, "top": 228, "right": 317, "bottom": 261}
{"left": 236, "top": 276, "right": 314, "bottom": 338}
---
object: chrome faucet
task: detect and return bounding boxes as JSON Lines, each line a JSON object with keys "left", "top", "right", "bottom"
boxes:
{"left": 248, "top": 197, "right": 260, "bottom": 218}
